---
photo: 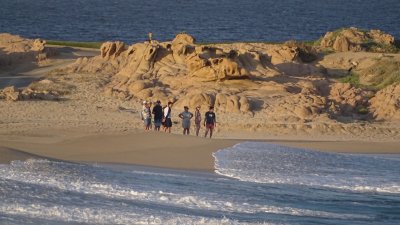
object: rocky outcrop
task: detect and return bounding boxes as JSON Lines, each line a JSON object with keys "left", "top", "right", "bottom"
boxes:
{"left": 100, "top": 41, "right": 126, "bottom": 59}
{"left": 57, "top": 31, "right": 400, "bottom": 120}
{"left": 369, "top": 84, "right": 400, "bottom": 121}
{"left": 0, "top": 86, "right": 20, "bottom": 101}
{"left": 328, "top": 83, "right": 369, "bottom": 117}
{"left": 320, "top": 27, "right": 397, "bottom": 53}
{"left": 0, "top": 84, "right": 60, "bottom": 102}
{"left": 0, "top": 33, "right": 52, "bottom": 67}
{"left": 265, "top": 92, "right": 327, "bottom": 121}
{"left": 69, "top": 33, "right": 304, "bottom": 109}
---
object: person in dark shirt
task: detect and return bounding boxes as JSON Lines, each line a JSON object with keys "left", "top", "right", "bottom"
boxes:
{"left": 152, "top": 100, "right": 163, "bottom": 131}
{"left": 204, "top": 106, "right": 216, "bottom": 138}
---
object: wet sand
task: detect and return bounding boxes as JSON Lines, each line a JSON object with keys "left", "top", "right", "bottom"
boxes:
{"left": 1, "top": 131, "right": 399, "bottom": 170}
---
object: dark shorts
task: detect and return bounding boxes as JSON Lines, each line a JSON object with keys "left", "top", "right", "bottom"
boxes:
{"left": 164, "top": 118, "right": 172, "bottom": 127}
{"left": 206, "top": 123, "right": 214, "bottom": 129}
{"left": 154, "top": 119, "right": 162, "bottom": 127}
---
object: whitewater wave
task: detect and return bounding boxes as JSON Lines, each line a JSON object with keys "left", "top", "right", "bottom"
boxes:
{"left": 1, "top": 150, "right": 398, "bottom": 224}
{"left": 213, "top": 142, "right": 400, "bottom": 194}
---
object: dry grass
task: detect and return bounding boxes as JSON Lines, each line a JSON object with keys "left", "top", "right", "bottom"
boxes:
{"left": 361, "top": 59, "right": 400, "bottom": 89}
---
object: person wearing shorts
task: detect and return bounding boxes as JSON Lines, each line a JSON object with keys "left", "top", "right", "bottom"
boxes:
{"left": 204, "top": 106, "right": 216, "bottom": 138}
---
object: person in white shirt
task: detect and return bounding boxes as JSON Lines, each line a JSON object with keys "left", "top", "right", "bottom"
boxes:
{"left": 163, "top": 101, "right": 173, "bottom": 133}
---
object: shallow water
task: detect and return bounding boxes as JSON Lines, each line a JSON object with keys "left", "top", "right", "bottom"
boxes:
{"left": 0, "top": 142, "right": 399, "bottom": 224}
{"left": 0, "top": 0, "right": 399, "bottom": 43}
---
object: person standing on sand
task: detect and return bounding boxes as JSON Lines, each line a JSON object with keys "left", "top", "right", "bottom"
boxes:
{"left": 204, "top": 106, "right": 216, "bottom": 138}
{"left": 194, "top": 106, "right": 202, "bottom": 136}
{"left": 163, "top": 101, "right": 173, "bottom": 133}
{"left": 179, "top": 106, "right": 193, "bottom": 135}
{"left": 148, "top": 101, "right": 153, "bottom": 130}
{"left": 141, "top": 102, "right": 152, "bottom": 131}
{"left": 152, "top": 100, "right": 163, "bottom": 131}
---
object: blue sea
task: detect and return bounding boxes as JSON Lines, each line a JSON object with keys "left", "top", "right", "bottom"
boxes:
{"left": 1, "top": 1, "right": 400, "bottom": 224}
{"left": 1, "top": 142, "right": 399, "bottom": 224}
{"left": 0, "top": 0, "right": 399, "bottom": 43}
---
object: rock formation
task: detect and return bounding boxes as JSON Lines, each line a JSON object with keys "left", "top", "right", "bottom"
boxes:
{"left": 0, "top": 33, "right": 52, "bottom": 68}
{"left": 2, "top": 31, "right": 398, "bottom": 125}
{"left": 370, "top": 84, "right": 400, "bottom": 121}
{"left": 0, "top": 84, "right": 60, "bottom": 101}
{"left": 328, "top": 83, "right": 370, "bottom": 117}
{"left": 319, "top": 27, "right": 397, "bottom": 53}
{"left": 65, "top": 33, "right": 327, "bottom": 113}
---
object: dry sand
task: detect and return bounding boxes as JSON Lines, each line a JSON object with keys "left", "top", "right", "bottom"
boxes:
{"left": 1, "top": 38, "right": 399, "bottom": 170}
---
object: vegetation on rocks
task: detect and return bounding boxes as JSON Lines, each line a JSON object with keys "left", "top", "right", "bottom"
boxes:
{"left": 46, "top": 40, "right": 102, "bottom": 49}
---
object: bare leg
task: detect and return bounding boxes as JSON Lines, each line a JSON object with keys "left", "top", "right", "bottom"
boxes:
{"left": 204, "top": 127, "right": 209, "bottom": 138}
{"left": 209, "top": 128, "right": 213, "bottom": 138}
{"left": 196, "top": 124, "right": 200, "bottom": 136}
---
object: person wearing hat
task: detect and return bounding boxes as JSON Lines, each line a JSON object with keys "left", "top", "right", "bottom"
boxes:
{"left": 179, "top": 106, "right": 193, "bottom": 135}
{"left": 152, "top": 100, "right": 163, "bottom": 131}
{"left": 163, "top": 101, "right": 173, "bottom": 133}
{"left": 204, "top": 106, "right": 216, "bottom": 138}
{"left": 194, "top": 105, "right": 202, "bottom": 136}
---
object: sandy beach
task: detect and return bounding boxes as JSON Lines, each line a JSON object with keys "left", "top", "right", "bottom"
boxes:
{"left": 1, "top": 2, "right": 400, "bottom": 223}
{"left": 1, "top": 131, "right": 399, "bottom": 170}
{"left": 1, "top": 32, "right": 399, "bottom": 170}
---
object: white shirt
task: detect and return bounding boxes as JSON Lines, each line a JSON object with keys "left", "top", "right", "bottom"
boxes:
{"left": 163, "top": 106, "right": 172, "bottom": 118}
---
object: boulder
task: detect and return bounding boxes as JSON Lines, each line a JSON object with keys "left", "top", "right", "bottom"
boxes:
{"left": 319, "top": 27, "right": 397, "bottom": 53}
{"left": 368, "top": 29, "right": 395, "bottom": 45}
{"left": 2, "top": 86, "right": 20, "bottom": 101}
{"left": 174, "top": 93, "right": 214, "bottom": 110}
{"left": 328, "top": 82, "right": 369, "bottom": 116}
{"left": 100, "top": 41, "right": 126, "bottom": 59}
{"left": 171, "top": 33, "right": 196, "bottom": 64}
{"left": 332, "top": 36, "right": 351, "bottom": 52}
{"left": 369, "top": 84, "right": 400, "bottom": 121}
{"left": 267, "top": 46, "right": 299, "bottom": 64}
{"left": 31, "top": 39, "right": 46, "bottom": 52}
{"left": 215, "top": 93, "right": 251, "bottom": 113}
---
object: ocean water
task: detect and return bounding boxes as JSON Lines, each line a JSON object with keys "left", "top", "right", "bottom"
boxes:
{"left": 0, "top": 0, "right": 399, "bottom": 43}
{"left": 0, "top": 142, "right": 399, "bottom": 224}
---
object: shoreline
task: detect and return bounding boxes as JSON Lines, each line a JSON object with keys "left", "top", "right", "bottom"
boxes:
{"left": 1, "top": 131, "right": 399, "bottom": 171}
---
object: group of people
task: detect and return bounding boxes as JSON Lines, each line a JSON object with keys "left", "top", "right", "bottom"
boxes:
{"left": 141, "top": 100, "right": 217, "bottom": 138}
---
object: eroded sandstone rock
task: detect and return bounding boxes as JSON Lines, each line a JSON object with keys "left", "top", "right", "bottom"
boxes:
{"left": 100, "top": 41, "right": 126, "bottom": 59}
{"left": 369, "top": 84, "right": 400, "bottom": 121}
{"left": 320, "top": 27, "right": 397, "bottom": 53}
{"left": 0, "top": 33, "right": 53, "bottom": 67}
{"left": 328, "top": 83, "right": 369, "bottom": 116}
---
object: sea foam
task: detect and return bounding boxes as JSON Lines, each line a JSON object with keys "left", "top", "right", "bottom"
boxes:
{"left": 213, "top": 142, "right": 400, "bottom": 194}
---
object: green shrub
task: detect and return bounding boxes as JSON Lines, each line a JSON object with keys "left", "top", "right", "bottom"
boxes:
{"left": 339, "top": 72, "right": 361, "bottom": 87}
{"left": 46, "top": 40, "right": 102, "bottom": 49}
{"left": 356, "top": 106, "right": 369, "bottom": 115}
